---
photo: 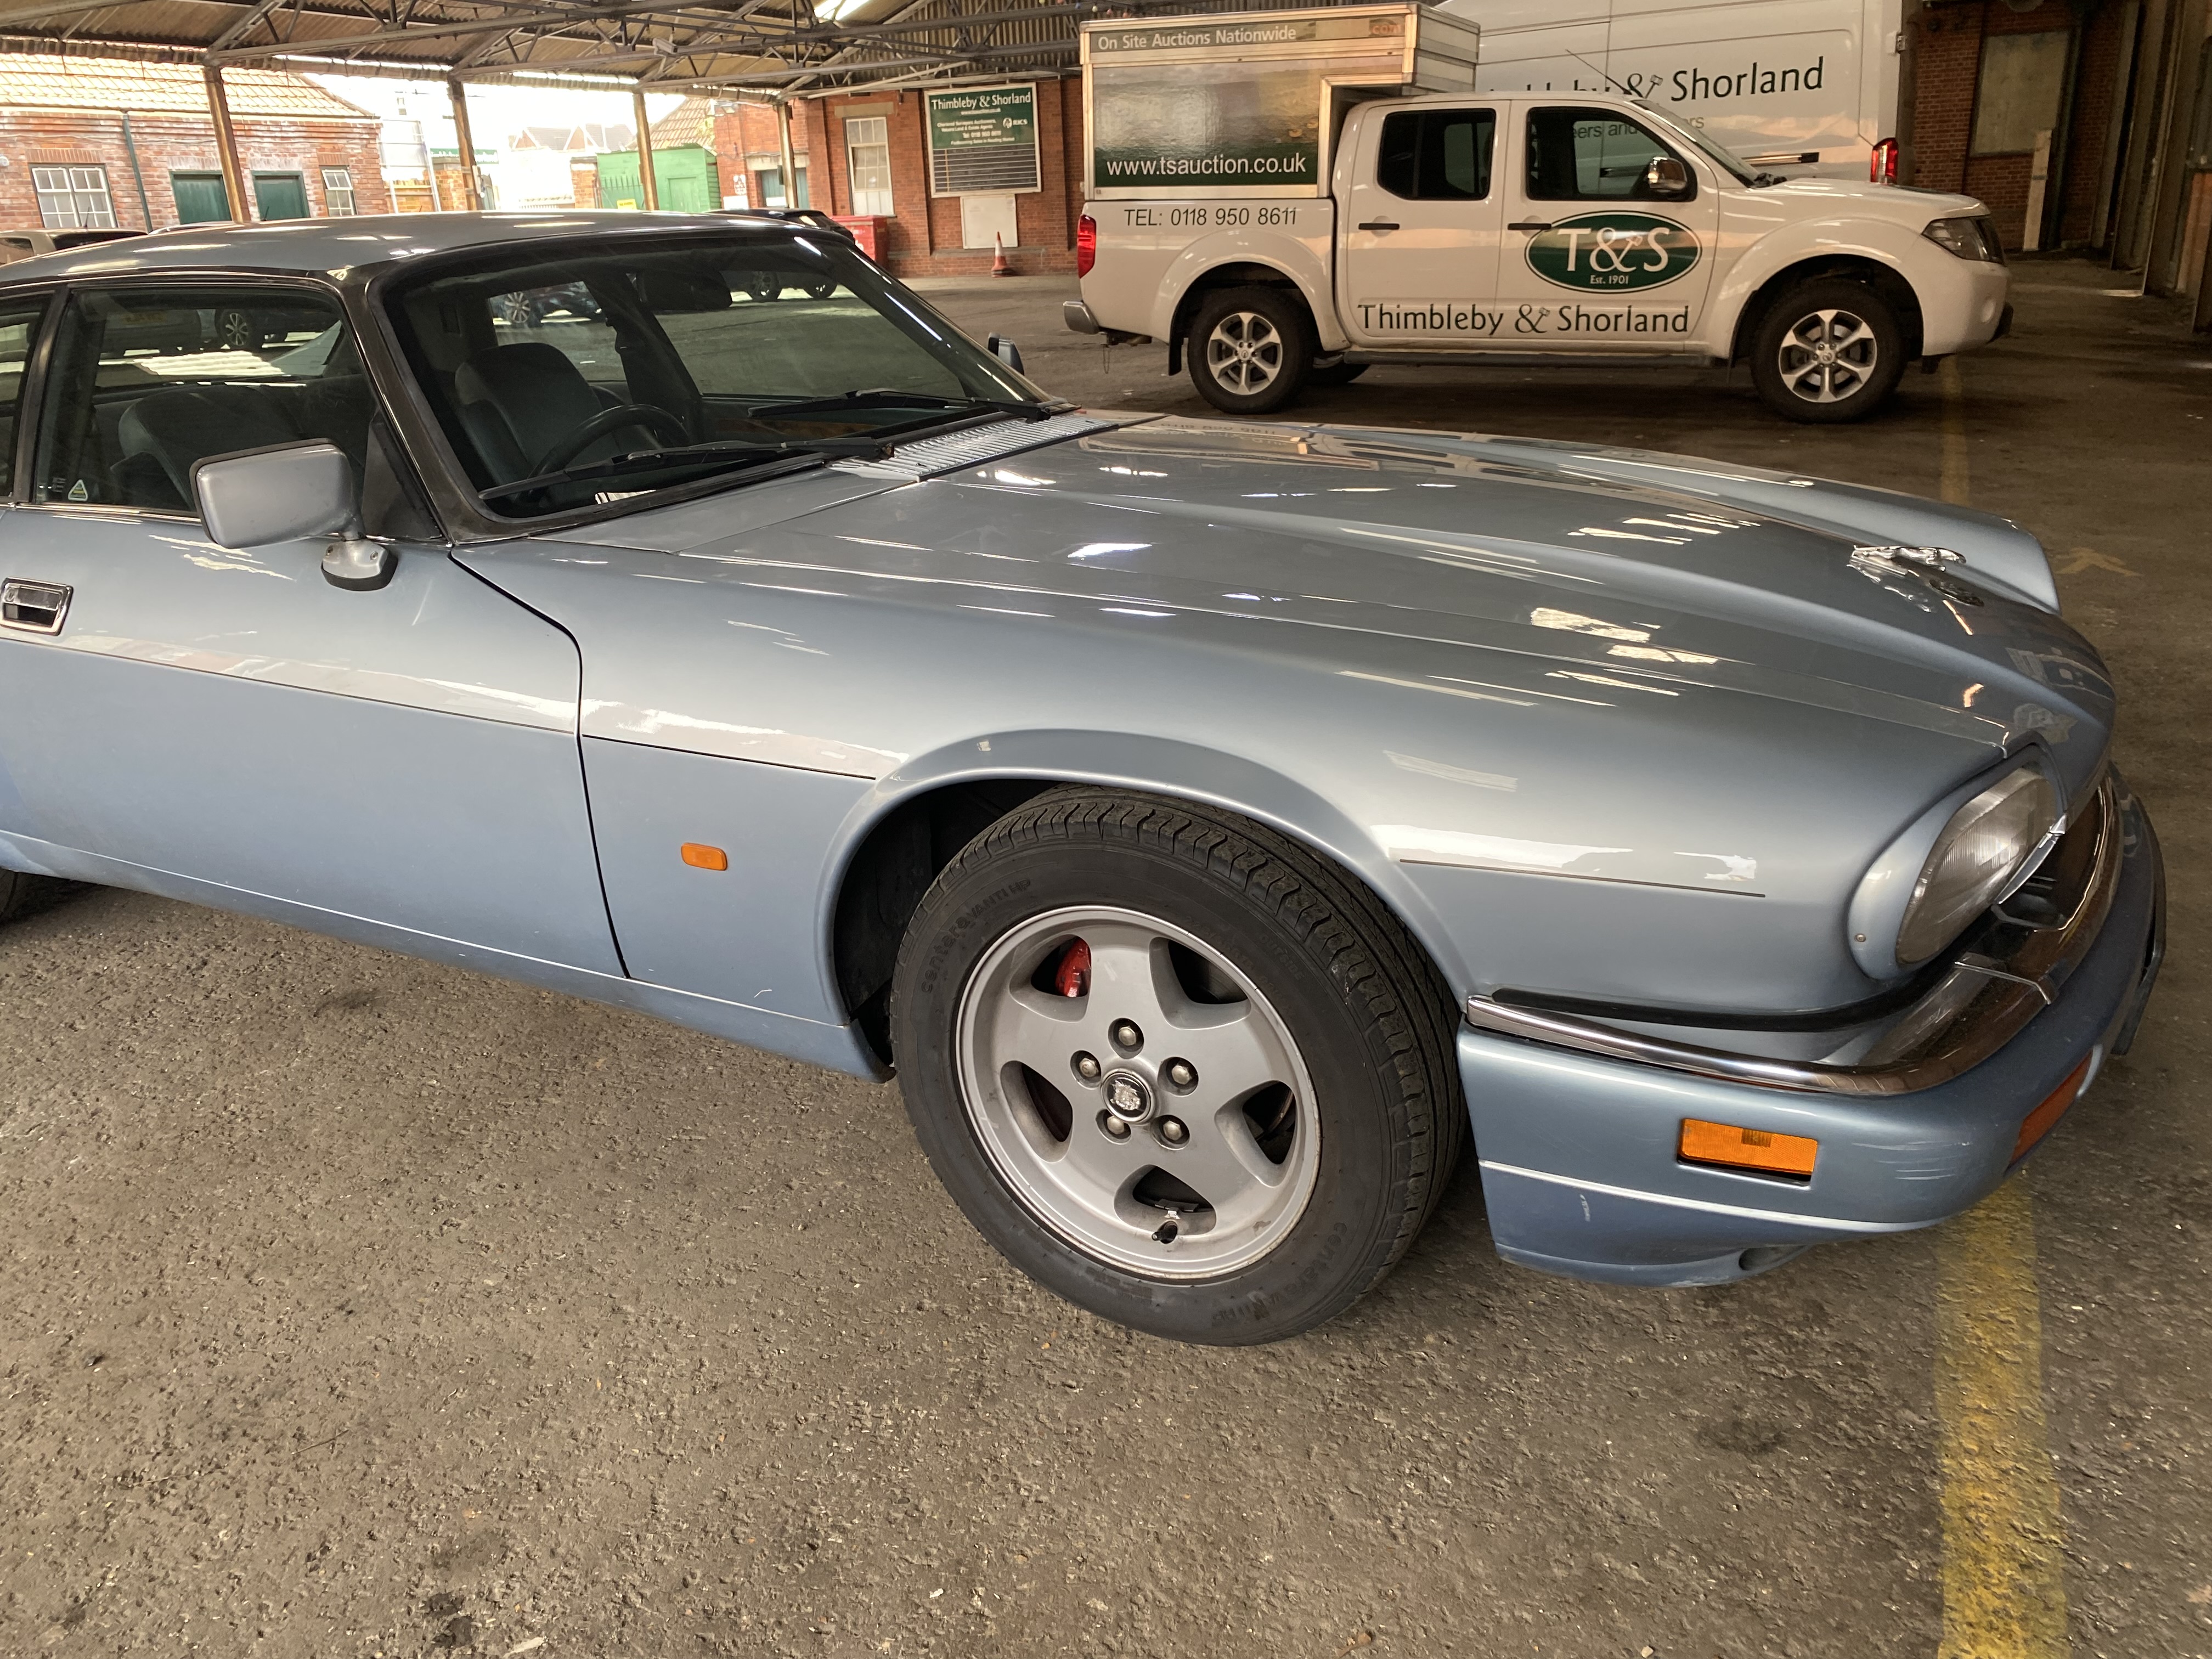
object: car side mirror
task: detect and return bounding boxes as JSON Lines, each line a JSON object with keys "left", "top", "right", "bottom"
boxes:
{"left": 986, "top": 334, "right": 1025, "bottom": 373}
{"left": 1644, "top": 156, "right": 1693, "bottom": 198}
{"left": 191, "top": 439, "right": 396, "bottom": 592}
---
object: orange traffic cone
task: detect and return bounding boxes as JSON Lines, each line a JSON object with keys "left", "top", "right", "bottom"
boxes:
{"left": 991, "top": 231, "right": 1012, "bottom": 277}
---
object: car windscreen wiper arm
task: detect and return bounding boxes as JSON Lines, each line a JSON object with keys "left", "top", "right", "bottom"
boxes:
{"left": 477, "top": 436, "right": 888, "bottom": 504}
{"left": 759, "top": 388, "right": 1056, "bottom": 421}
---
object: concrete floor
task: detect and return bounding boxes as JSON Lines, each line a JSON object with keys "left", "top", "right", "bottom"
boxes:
{"left": 2, "top": 259, "right": 2206, "bottom": 1658}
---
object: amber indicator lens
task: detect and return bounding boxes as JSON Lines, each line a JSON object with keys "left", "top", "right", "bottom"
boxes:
{"left": 1679, "top": 1118, "right": 1818, "bottom": 1178}
{"left": 2012, "top": 1053, "right": 2094, "bottom": 1162}
{"left": 679, "top": 843, "right": 729, "bottom": 871}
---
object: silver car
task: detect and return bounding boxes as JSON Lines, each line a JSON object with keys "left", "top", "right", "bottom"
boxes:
{"left": 0, "top": 214, "right": 2161, "bottom": 1343}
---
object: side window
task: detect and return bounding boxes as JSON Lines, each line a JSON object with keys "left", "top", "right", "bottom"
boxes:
{"left": 32, "top": 286, "right": 360, "bottom": 513}
{"left": 1376, "top": 109, "right": 1496, "bottom": 201}
{"left": 0, "top": 301, "right": 50, "bottom": 496}
{"left": 1526, "top": 108, "right": 1691, "bottom": 202}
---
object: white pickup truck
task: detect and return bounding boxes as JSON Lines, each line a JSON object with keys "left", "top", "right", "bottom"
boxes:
{"left": 1068, "top": 89, "right": 2013, "bottom": 422}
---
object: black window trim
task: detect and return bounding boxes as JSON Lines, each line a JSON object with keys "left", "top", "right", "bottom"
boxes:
{"left": 1, "top": 286, "right": 59, "bottom": 506}
{"left": 1523, "top": 104, "right": 1701, "bottom": 205}
{"left": 1375, "top": 104, "right": 1499, "bottom": 204}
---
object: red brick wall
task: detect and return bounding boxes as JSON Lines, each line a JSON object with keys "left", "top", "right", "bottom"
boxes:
{"left": 0, "top": 108, "right": 387, "bottom": 229}
{"left": 1909, "top": 0, "right": 2129, "bottom": 251}
{"left": 798, "top": 79, "right": 1087, "bottom": 276}
{"left": 708, "top": 101, "right": 810, "bottom": 207}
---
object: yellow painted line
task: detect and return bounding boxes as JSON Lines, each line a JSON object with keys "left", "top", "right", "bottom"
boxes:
{"left": 1936, "top": 1181, "right": 2069, "bottom": 1657}
{"left": 1931, "top": 361, "right": 2069, "bottom": 1658}
{"left": 1939, "top": 357, "right": 1972, "bottom": 506}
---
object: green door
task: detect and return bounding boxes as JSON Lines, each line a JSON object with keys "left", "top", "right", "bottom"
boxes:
{"left": 252, "top": 172, "right": 309, "bottom": 221}
{"left": 171, "top": 171, "right": 230, "bottom": 224}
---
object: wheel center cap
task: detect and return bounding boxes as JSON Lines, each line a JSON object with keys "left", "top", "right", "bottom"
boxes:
{"left": 1102, "top": 1069, "right": 1154, "bottom": 1123}
{"left": 1815, "top": 345, "right": 1837, "bottom": 364}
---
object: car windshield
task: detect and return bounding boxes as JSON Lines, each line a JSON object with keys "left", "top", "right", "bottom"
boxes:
{"left": 1634, "top": 106, "right": 1761, "bottom": 186}
{"left": 386, "top": 229, "right": 1055, "bottom": 518}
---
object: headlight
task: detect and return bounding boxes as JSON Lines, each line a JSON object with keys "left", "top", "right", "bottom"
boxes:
{"left": 1894, "top": 766, "right": 2061, "bottom": 964}
{"left": 1924, "top": 216, "right": 2005, "bottom": 263}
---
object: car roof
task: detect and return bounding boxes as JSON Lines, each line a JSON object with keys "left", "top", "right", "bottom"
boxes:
{"left": 0, "top": 210, "right": 805, "bottom": 283}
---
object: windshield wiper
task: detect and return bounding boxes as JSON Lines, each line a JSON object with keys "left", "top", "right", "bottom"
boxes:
{"left": 758, "top": 388, "right": 1056, "bottom": 422}
{"left": 478, "top": 435, "right": 888, "bottom": 504}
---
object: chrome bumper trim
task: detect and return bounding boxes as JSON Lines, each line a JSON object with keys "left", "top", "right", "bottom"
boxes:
{"left": 1475, "top": 1160, "right": 1921, "bottom": 1232}
{"left": 1464, "top": 778, "right": 2123, "bottom": 1098}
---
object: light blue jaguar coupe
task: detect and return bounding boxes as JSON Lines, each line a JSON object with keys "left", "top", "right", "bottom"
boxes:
{"left": 0, "top": 214, "right": 2160, "bottom": 1342}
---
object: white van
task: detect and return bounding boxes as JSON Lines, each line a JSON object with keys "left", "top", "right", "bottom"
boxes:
{"left": 1441, "top": 0, "right": 1906, "bottom": 182}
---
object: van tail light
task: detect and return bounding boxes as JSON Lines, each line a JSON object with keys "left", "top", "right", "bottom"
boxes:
{"left": 1871, "top": 137, "right": 1899, "bottom": 185}
{"left": 1076, "top": 213, "right": 1097, "bottom": 277}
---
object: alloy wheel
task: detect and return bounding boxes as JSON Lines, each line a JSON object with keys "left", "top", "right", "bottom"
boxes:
{"left": 1204, "top": 311, "right": 1284, "bottom": 397}
{"left": 955, "top": 906, "right": 1321, "bottom": 1279}
{"left": 1776, "top": 307, "right": 1879, "bottom": 403}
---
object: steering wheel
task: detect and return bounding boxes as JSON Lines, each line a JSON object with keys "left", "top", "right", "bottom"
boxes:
{"left": 531, "top": 403, "right": 691, "bottom": 475}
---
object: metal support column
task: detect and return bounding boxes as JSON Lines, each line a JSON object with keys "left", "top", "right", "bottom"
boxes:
{"left": 633, "top": 85, "right": 660, "bottom": 210}
{"left": 449, "top": 79, "right": 482, "bottom": 211}
{"left": 202, "top": 63, "right": 249, "bottom": 223}
{"left": 777, "top": 98, "right": 799, "bottom": 210}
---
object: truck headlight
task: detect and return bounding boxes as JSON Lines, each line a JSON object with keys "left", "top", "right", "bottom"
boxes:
{"left": 1894, "top": 766, "right": 2060, "bottom": 964}
{"left": 1924, "top": 216, "right": 2005, "bottom": 263}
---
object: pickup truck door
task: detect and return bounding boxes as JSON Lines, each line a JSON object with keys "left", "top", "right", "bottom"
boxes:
{"left": 1493, "top": 104, "right": 1721, "bottom": 352}
{"left": 1339, "top": 105, "right": 1506, "bottom": 348}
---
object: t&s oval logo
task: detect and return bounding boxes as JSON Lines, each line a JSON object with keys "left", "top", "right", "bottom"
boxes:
{"left": 1526, "top": 212, "right": 1701, "bottom": 292}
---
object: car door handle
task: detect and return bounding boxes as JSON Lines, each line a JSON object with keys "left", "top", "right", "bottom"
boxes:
{"left": 1509, "top": 221, "right": 1554, "bottom": 233}
{"left": 1356, "top": 221, "right": 1400, "bottom": 232}
{"left": 0, "top": 578, "right": 71, "bottom": 635}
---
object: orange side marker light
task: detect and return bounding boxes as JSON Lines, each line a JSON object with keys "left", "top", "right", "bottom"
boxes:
{"left": 1679, "top": 1118, "right": 1818, "bottom": 1178}
{"left": 2012, "top": 1054, "right": 2094, "bottom": 1162}
{"left": 680, "top": 843, "right": 729, "bottom": 871}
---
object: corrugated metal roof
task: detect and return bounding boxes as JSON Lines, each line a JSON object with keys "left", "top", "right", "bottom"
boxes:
{"left": 0, "top": 49, "right": 375, "bottom": 117}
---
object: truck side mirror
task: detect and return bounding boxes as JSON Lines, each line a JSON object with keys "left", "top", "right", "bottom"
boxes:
{"left": 986, "top": 334, "right": 1025, "bottom": 373}
{"left": 191, "top": 439, "right": 397, "bottom": 592}
{"left": 1644, "top": 156, "right": 1693, "bottom": 198}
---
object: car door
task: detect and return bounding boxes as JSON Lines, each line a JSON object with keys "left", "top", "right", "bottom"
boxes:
{"left": 0, "top": 276, "right": 622, "bottom": 975}
{"left": 1492, "top": 103, "right": 1722, "bottom": 351}
{"left": 1339, "top": 103, "right": 1506, "bottom": 348}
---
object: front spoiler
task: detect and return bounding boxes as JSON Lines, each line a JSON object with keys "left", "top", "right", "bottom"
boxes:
{"left": 1458, "top": 787, "right": 2164, "bottom": 1288}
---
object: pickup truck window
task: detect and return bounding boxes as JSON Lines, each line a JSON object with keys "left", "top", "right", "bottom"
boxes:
{"left": 1376, "top": 109, "right": 1496, "bottom": 201}
{"left": 1525, "top": 109, "right": 1692, "bottom": 202}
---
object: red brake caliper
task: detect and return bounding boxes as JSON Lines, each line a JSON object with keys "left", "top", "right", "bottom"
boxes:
{"left": 1052, "top": 938, "right": 1091, "bottom": 999}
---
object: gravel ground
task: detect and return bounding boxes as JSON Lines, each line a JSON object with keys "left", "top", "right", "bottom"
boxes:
{"left": 2, "top": 256, "right": 2205, "bottom": 1659}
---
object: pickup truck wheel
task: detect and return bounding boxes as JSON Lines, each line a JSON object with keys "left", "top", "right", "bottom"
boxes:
{"left": 1751, "top": 279, "right": 1906, "bottom": 423}
{"left": 891, "top": 789, "right": 1464, "bottom": 1345}
{"left": 1187, "top": 287, "right": 1313, "bottom": 414}
{"left": 1310, "top": 362, "right": 1369, "bottom": 387}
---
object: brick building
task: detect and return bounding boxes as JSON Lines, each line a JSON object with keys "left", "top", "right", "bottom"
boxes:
{"left": 1908, "top": 0, "right": 2137, "bottom": 251}
{"left": 0, "top": 51, "right": 388, "bottom": 231}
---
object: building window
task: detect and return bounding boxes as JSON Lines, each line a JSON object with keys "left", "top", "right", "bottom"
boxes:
{"left": 32, "top": 166, "right": 117, "bottom": 230}
{"left": 749, "top": 160, "right": 809, "bottom": 210}
{"left": 845, "top": 116, "right": 894, "bottom": 217}
{"left": 321, "top": 167, "right": 357, "bottom": 216}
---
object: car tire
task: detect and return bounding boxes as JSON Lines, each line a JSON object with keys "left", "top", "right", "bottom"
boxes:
{"left": 0, "top": 871, "right": 70, "bottom": 923}
{"left": 1751, "top": 278, "right": 1906, "bottom": 423}
{"left": 891, "top": 788, "right": 1465, "bottom": 1345}
{"left": 1186, "top": 286, "right": 1314, "bottom": 415}
{"left": 1309, "top": 361, "right": 1370, "bottom": 387}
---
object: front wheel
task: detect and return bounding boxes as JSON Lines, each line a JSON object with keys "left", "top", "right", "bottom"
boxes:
{"left": 891, "top": 790, "right": 1465, "bottom": 1345}
{"left": 1186, "top": 286, "right": 1314, "bottom": 415}
{"left": 1750, "top": 278, "right": 1906, "bottom": 422}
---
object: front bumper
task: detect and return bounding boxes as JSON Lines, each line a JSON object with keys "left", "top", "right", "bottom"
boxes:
{"left": 1458, "top": 782, "right": 2163, "bottom": 1287}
